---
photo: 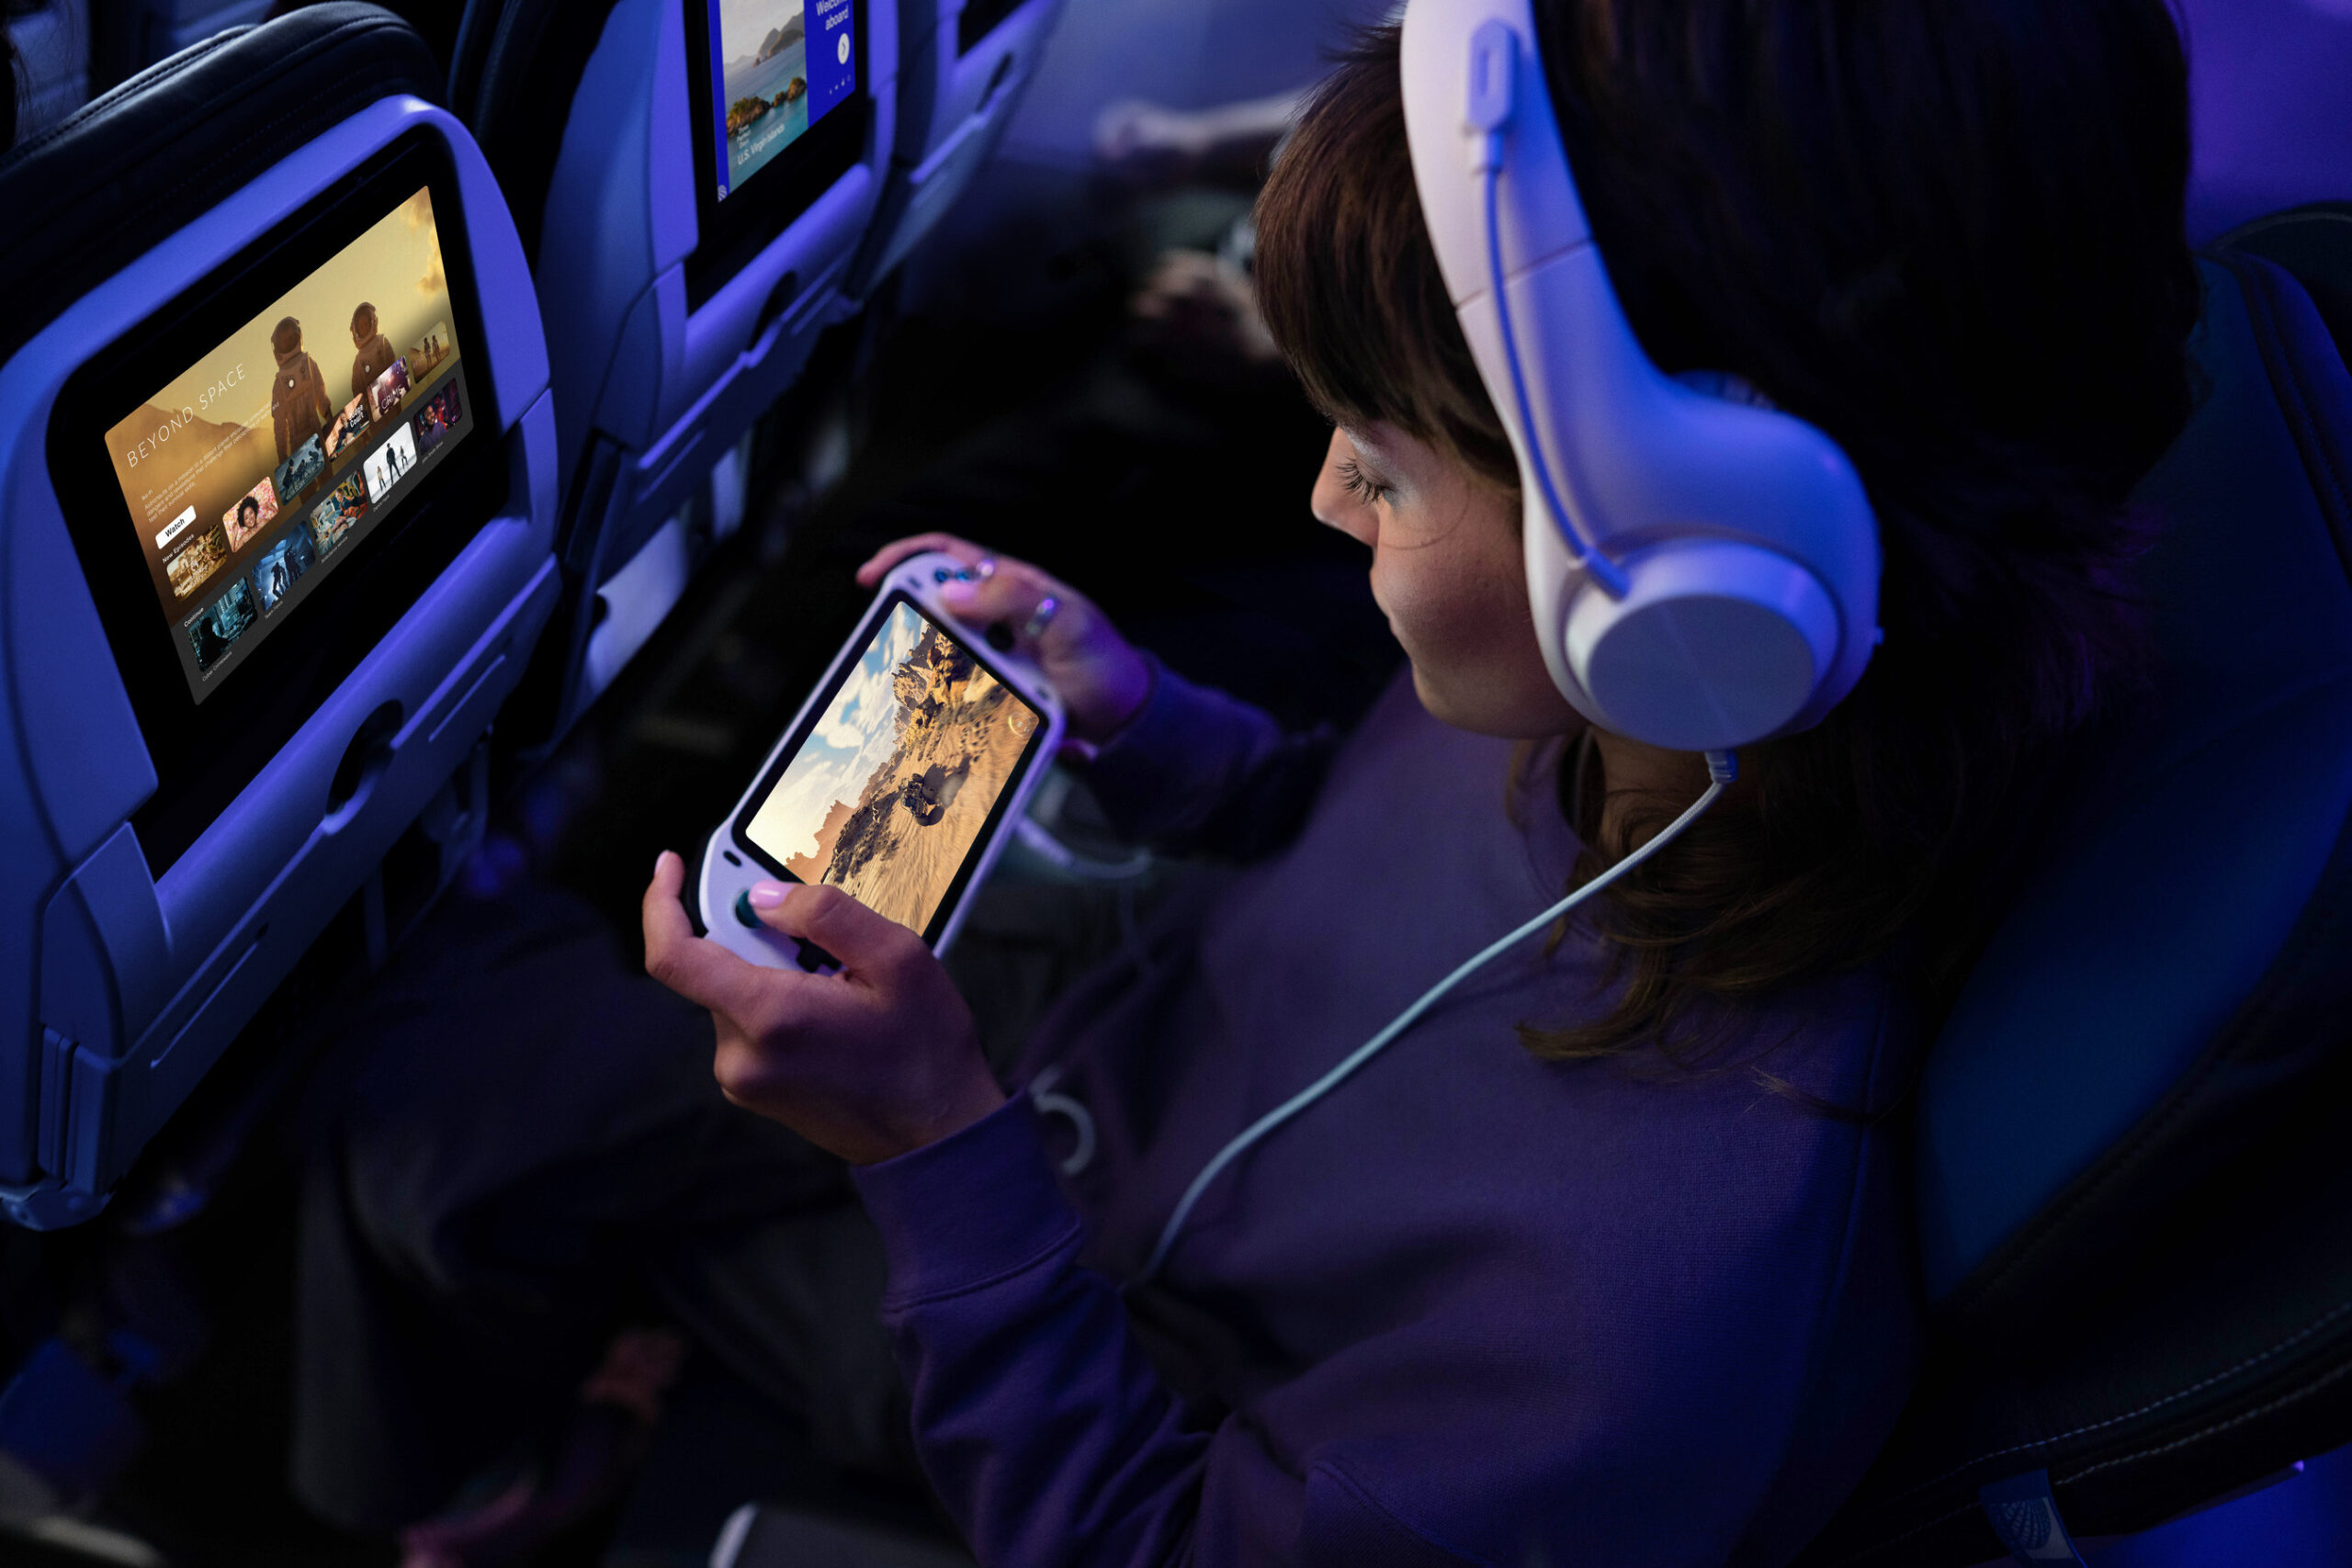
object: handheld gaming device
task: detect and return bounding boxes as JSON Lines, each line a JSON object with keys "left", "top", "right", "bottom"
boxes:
{"left": 697, "top": 552, "right": 1065, "bottom": 971}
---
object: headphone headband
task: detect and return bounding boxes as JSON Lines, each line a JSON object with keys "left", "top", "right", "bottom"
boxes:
{"left": 1400, "top": 0, "right": 1882, "bottom": 750}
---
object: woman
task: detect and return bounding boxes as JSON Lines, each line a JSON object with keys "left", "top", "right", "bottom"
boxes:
{"left": 640, "top": 4, "right": 2197, "bottom": 1561}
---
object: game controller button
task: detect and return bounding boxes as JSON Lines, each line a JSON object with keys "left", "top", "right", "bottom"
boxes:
{"left": 733, "top": 889, "right": 761, "bottom": 928}
{"left": 933, "top": 567, "right": 953, "bottom": 582}
{"left": 986, "top": 623, "right": 1015, "bottom": 653}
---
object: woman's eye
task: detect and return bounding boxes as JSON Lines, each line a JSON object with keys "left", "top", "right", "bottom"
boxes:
{"left": 1338, "top": 459, "right": 1392, "bottom": 505}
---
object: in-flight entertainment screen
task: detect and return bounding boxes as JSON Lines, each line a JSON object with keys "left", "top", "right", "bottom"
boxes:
{"left": 739, "top": 597, "right": 1046, "bottom": 940}
{"left": 703, "top": 0, "right": 857, "bottom": 203}
{"left": 99, "top": 184, "right": 476, "bottom": 702}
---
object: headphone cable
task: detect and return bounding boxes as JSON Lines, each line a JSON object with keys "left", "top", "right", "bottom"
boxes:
{"left": 1127, "top": 748, "right": 1736, "bottom": 1287}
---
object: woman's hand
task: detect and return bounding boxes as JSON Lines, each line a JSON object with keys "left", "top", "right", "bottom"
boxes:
{"left": 856, "top": 536, "right": 1153, "bottom": 746}
{"left": 640, "top": 852, "right": 1005, "bottom": 1166}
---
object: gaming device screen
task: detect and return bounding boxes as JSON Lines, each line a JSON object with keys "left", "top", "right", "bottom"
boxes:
{"left": 741, "top": 599, "right": 1045, "bottom": 939}
{"left": 101, "top": 184, "right": 475, "bottom": 702}
{"left": 704, "top": 0, "right": 857, "bottom": 203}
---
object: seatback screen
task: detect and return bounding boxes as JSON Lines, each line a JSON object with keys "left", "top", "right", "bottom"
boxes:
{"left": 740, "top": 598, "right": 1045, "bottom": 940}
{"left": 705, "top": 0, "right": 857, "bottom": 203}
{"left": 101, "top": 185, "right": 475, "bottom": 701}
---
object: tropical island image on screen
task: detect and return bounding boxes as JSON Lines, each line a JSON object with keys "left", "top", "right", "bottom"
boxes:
{"left": 745, "top": 603, "right": 1040, "bottom": 937}
{"left": 721, "top": 0, "right": 813, "bottom": 186}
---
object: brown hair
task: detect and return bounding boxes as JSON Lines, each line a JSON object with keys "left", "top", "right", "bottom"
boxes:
{"left": 1254, "top": 8, "right": 2198, "bottom": 1059}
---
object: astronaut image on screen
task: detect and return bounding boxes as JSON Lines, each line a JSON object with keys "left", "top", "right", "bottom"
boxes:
{"left": 743, "top": 603, "right": 1040, "bottom": 937}
{"left": 709, "top": 0, "right": 855, "bottom": 200}
{"left": 348, "top": 300, "right": 398, "bottom": 405}
{"left": 248, "top": 525, "right": 317, "bottom": 615}
{"left": 186, "top": 577, "right": 257, "bottom": 673}
{"left": 269, "top": 316, "right": 334, "bottom": 466}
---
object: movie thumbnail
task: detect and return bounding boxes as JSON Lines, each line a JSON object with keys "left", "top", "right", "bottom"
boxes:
{"left": 222, "top": 477, "right": 279, "bottom": 550}
{"left": 324, "top": 393, "right": 372, "bottom": 461}
{"left": 248, "top": 525, "right": 318, "bottom": 615}
{"left": 363, "top": 421, "right": 418, "bottom": 503}
{"left": 187, "top": 578, "right": 257, "bottom": 673}
{"left": 368, "top": 356, "right": 412, "bottom": 421}
{"left": 164, "top": 523, "right": 232, "bottom": 600}
{"left": 311, "top": 476, "right": 369, "bottom": 558}
{"left": 274, "top": 432, "right": 327, "bottom": 510}
{"left": 408, "top": 321, "right": 452, "bottom": 379}
{"left": 412, "top": 379, "right": 462, "bottom": 457}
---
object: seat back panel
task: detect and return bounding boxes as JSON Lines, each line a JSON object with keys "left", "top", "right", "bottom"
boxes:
{"left": 1918, "top": 257, "right": 2352, "bottom": 1306}
{"left": 0, "top": 12, "right": 560, "bottom": 1224}
{"left": 1799, "top": 229, "right": 2352, "bottom": 1568}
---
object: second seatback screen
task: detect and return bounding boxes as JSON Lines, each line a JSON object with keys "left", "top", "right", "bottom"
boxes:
{"left": 705, "top": 0, "right": 858, "bottom": 203}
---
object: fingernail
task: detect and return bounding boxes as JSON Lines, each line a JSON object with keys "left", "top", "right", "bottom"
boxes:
{"left": 748, "top": 881, "right": 791, "bottom": 910}
{"left": 942, "top": 579, "right": 976, "bottom": 603}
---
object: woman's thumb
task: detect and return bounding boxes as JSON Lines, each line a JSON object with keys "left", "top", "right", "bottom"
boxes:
{"left": 749, "top": 880, "right": 921, "bottom": 971}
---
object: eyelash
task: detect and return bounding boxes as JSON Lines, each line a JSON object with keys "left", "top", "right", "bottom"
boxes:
{"left": 1337, "top": 459, "right": 1392, "bottom": 505}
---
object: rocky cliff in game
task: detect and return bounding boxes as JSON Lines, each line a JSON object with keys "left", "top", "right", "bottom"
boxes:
{"left": 794, "top": 626, "right": 1035, "bottom": 933}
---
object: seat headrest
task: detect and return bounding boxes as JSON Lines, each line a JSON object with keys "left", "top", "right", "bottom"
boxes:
{"left": 0, "top": 4, "right": 442, "bottom": 369}
{"left": 447, "top": 0, "right": 627, "bottom": 265}
{"left": 2221, "top": 201, "right": 2352, "bottom": 367}
{"left": 1917, "top": 252, "right": 2352, "bottom": 1329}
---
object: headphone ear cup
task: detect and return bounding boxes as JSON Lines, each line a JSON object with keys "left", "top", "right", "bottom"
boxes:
{"left": 1563, "top": 541, "right": 1842, "bottom": 752}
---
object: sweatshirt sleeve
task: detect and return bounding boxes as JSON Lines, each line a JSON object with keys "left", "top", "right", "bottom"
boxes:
{"left": 1080, "top": 655, "right": 1338, "bottom": 862}
{"left": 853, "top": 1097, "right": 1484, "bottom": 1568}
{"left": 852, "top": 1096, "right": 1206, "bottom": 1566}
{"left": 853, "top": 1083, "right": 1920, "bottom": 1568}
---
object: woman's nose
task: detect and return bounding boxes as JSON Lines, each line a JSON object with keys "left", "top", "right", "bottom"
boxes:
{"left": 1311, "top": 432, "right": 1376, "bottom": 546}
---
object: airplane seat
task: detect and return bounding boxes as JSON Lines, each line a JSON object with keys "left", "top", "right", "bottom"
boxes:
{"left": 447, "top": 0, "right": 899, "bottom": 750}
{"left": 0, "top": 2, "right": 561, "bottom": 1230}
{"left": 1792, "top": 238, "right": 2352, "bottom": 1564}
{"left": 98, "top": 0, "right": 277, "bottom": 86}
{"left": 2219, "top": 201, "right": 2352, "bottom": 364}
{"left": 5, "top": 0, "right": 91, "bottom": 141}
{"left": 845, "top": 0, "right": 1066, "bottom": 299}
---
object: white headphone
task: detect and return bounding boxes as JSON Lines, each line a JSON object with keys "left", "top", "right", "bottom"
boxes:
{"left": 1400, "top": 0, "right": 1883, "bottom": 751}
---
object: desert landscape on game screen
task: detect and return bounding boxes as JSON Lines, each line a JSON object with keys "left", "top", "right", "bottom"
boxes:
{"left": 746, "top": 604, "right": 1040, "bottom": 935}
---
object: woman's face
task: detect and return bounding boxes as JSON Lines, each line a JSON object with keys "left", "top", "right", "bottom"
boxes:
{"left": 1312, "top": 423, "right": 1583, "bottom": 739}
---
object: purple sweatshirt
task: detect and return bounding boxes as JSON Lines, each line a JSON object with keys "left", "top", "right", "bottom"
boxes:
{"left": 853, "top": 665, "right": 1919, "bottom": 1566}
